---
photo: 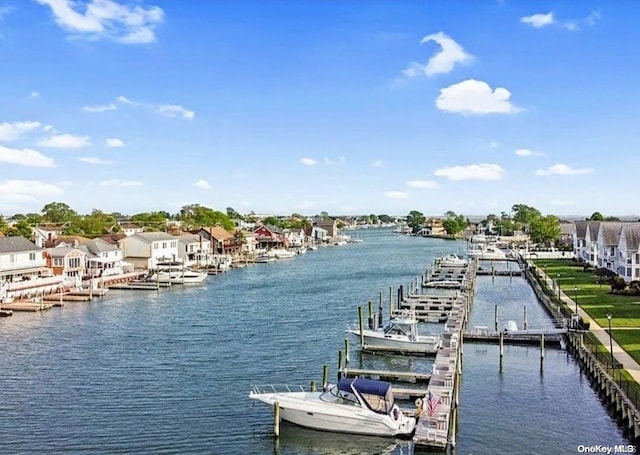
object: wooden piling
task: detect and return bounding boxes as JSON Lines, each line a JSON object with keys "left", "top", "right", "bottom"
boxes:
{"left": 368, "top": 300, "right": 373, "bottom": 322}
{"left": 494, "top": 304, "right": 498, "bottom": 331}
{"left": 338, "top": 350, "right": 344, "bottom": 379}
{"left": 389, "top": 286, "right": 393, "bottom": 316}
{"left": 540, "top": 334, "right": 545, "bottom": 359}
{"left": 322, "top": 364, "right": 329, "bottom": 391}
{"left": 273, "top": 401, "right": 280, "bottom": 437}
{"left": 499, "top": 331, "right": 504, "bottom": 358}
{"left": 344, "top": 338, "right": 350, "bottom": 365}
{"left": 357, "top": 306, "right": 364, "bottom": 347}
{"left": 524, "top": 305, "right": 528, "bottom": 330}
{"left": 310, "top": 381, "right": 316, "bottom": 392}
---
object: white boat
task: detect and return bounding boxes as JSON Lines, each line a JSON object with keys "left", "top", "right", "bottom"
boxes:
{"left": 269, "top": 248, "right": 296, "bottom": 259}
{"left": 249, "top": 377, "right": 416, "bottom": 438}
{"left": 151, "top": 262, "right": 207, "bottom": 284}
{"left": 466, "top": 244, "right": 507, "bottom": 260}
{"left": 347, "top": 310, "right": 441, "bottom": 354}
{"left": 255, "top": 253, "right": 276, "bottom": 263}
{"left": 435, "top": 254, "right": 467, "bottom": 268}
{"left": 424, "top": 279, "right": 463, "bottom": 289}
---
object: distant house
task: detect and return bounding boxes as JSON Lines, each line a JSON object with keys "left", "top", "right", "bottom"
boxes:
{"left": 80, "top": 238, "right": 132, "bottom": 278}
{"left": 197, "top": 226, "right": 235, "bottom": 254}
{"left": 238, "top": 230, "right": 257, "bottom": 255}
{"left": 285, "top": 229, "right": 305, "bottom": 248}
{"left": 617, "top": 223, "right": 640, "bottom": 282}
{"left": 316, "top": 220, "right": 338, "bottom": 239}
{"left": 420, "top": 218, "right": 446, "bottom": 237}
{"left": 596, "top": 222, "right": 623, "bottom": 270}
{"left": 32, "top": 223, "right": 69, "bottom": 247}
{"left": 253, "top": 225, "right": 286, "bottom": 249}
{"left": 119, "top": 222, "right": 144, "bottom": 237}
{"left": 174, "top": 232, "right": 210, "bottom": 266}
{"left": 313, "top": 226, "right": 329, "bottom": 243}
{"left": 118, "top": 232, "right": 179, "bottom": 269}
{"left": 44, "top": 247, "right": 86, "bottom": 282}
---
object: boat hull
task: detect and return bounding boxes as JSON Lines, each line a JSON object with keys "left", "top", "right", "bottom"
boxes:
{"left": 347, "top": 330, "right": 441, "bottom": 353}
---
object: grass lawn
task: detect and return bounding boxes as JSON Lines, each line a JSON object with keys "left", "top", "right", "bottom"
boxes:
{"left": 535, "top": 259, "right": 640, "bottom": 363}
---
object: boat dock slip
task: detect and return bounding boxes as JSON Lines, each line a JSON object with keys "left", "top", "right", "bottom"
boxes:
{"left": 341, "top": 368, "right": 432, "bottom": 383}
{"left": 43, "top": 293, "right": 91, "bottom": 302}
{"left": 108, "top": 281, "right": 171, "bottom": 290}
{"left": 0, "top": 302, "right": 55, "bottom": 312}
{"left": 463, "top": 328, "right": 567, "bottom": 346}
{"left": 476, "top": 269, "right": 522, "bottom": 276}
{"left": 361, "top": 343, "right": 439, "bottom": 356}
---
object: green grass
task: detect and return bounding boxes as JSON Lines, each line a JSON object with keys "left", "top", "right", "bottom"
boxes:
{"left": 535, "top": 259, "right": 640, "bottom": 363}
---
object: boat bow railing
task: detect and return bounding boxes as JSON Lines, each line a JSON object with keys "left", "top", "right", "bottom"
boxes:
{"left": 251, "top": 384, "right": 308, "bottom": 395}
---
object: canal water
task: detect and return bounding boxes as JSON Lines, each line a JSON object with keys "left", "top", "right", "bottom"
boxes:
{"left": 0, "top": 229, "right": 626, "bottom": 454}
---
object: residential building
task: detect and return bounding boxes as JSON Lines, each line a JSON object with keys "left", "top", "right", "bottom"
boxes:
{"left": 316, "top": 219, "right": 338, "bottom": 239}
{"left": 174, "top": 232, "right": 211, "bottom": 266}
{"left": 119, "top": 222, "right": 144, "bottom": 237}
{"left": 596, "top": 222, "right": 623, "bottom": 270}
{"left": 118, "top": 232, "right": 179, "bottom": 269}
{"left": 617, "top": 223, "right": 640, "bottom": 282}
{"left": 80, "top": 238, "right": 133, "bottom": 278}
{"left": 44, "top": 247, "right": 86, "bottom": 283}
{"left": 253, "top": 225, "right": 286, "bottom": 249}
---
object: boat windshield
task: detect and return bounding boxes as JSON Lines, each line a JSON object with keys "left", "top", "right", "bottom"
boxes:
{"left": 383, "top": 322, "right": 411, "bottom": 337}
{"left": 338, "top": 378, "right": 395, "bottom": 415}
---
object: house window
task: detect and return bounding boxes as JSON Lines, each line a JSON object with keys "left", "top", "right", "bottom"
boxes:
{"left": 162, "top": 242, "right": 167, "bottom": 249}
{"left": 171, "top": 241, "right": 177, "bottom": 248}
{"left": 636, "top": 268, "right": 640, "bottom": 278}
{"left": 53, "top": 258, "right": 63, "bottom": 266}
{"left": 636, "top": 254, "right": 640, "bottom": 264}
{"left": 627, "top": 268, "right": 632, "bottom": 277}
{"left": 29, "top": 252, "right": 36, "bottom": 261}
{"left": 154, "top": 243, "right": 158, "bottom": 250}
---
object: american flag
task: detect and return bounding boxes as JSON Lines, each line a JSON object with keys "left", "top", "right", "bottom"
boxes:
{"left": 426, "top": 391, "right": 441, "bottom": 417}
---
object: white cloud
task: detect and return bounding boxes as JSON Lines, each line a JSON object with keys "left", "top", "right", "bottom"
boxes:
{"left": 515, "top": 148, "right": 545, "bottom": 157}
{"left": 158, "top": 104, "right": 195, "bottom": 119}
{"left": 78, "top": 156, "right": 114, "bottom": 165}
{"left": 564, "top": 11, "right": 600, "bottom": 31}
{"left": 406, "top": 180, "right": 440, "bottom": 189}
{"left": 535, "top": 163, "right": 594, "bottom": 176}
{"left": 0, "top": 179, "right": 64, "bottom": 202}
{"left": 0, "top": 145, "right": 56, "bottom": 167}
{"left": 301, "top": 157, "right": 317, "bottom": 166}
{"left": 521, "top": 12, "right": 554, "bottom": 28}
{"left": 489, "top": 141, "right": 499, "bottom": 148}
{"left": 402, "top": 32, "right": 473, "bottom": 78}
{"left": 105, "top": 137, "right": 125, "bottom": 147}
{"left": 117, "top": 95, "right": 136, "bottom": 105}
{"left": 324, "top": 157, "right": 345, "bottom": 165}
{"left": 30, "top": 91, "right": 40, "bottom": 99}
{"left": 0, "top": 121, "right": 42, "bottom": 141}
{"left": 385, "top": 191, "right": 408, "bottom": 199}
{"left": 434, "top": 163, "right": 505, "bottom": 181}
{"left": 38, "top": 133, "right": 91, "bottom": 148}
{"left": 83, "top": 103, "right": 117, "bottom": 113}
{"left": 99, "top": 179, "right": 143, "bottom": 187}
{"left": 371, "top": 160, "right": 384, "bottom": 168}
{"left": 194, "top": 179, "right": 211, "bottom": 189}
{"left": 35, "top": 0, "right": 164, "bottom": 44}
{"left": 435, "top": 79, "right": 521, "bottom": 115}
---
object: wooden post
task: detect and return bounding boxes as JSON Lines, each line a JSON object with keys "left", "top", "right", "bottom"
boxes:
{"left": 338, "top": 350, "right": 344, "bottom": 379}
{"left": 368, "top": 301, "right": 373, "bottom": 322}
{"left": 344, "top": 338, "right": 350, "bottom": 365}
{"left": 322, "top": 364, "right": 329, "bottom": 391}
{"left": 494, "top": 304, "right": 498, "bottom": 331}
{"left": 389, "top": 286, "right": 393, "bottom": 316}
{"left": 499, "top": 331, "right": 504, "bottom": 358}
{"left": 357, "top": 306, "right": 364, "bottom": 347}
{"left": 524, "top": 305, "right": 528, "bottom": 331}
{"left": 273, "top": 401, "right": 280, "bottom": 437}
{"left": 449, "top": 406, "right": 457, "bottom": 448}
{"left": 540, "top": 334, "right": 545, "bottom": 359}
{"left": 379, "top": 290, "right": 382, "bottom": 310}
{"left": 310, "top": 381, "right": 316, "bottom": 392}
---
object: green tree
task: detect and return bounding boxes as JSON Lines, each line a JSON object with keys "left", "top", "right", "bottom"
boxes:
{"left": 226, "top": 207, "right": 243, "bottom": 219}
{"left": 41, "top": 202, "right": 77, "bottom": 223}
{"left": 406, "top": 210, "right": 426, "bottom": 234}
{"left": 0, "top": 215, "right": 8, "bottom": 234}
{"left": 131, "top": 212, "right": 168, "bottom": 231}
{"left": 442, "top": 211, "right": 468, "bottom": 236}
{"left": 378, "top": 214, "right": 392, "bottom": 223}
{"left": 587, "top": 212, "right": 604, "bottom": 221}
{"left": 181, "top": 205, "right": 235, "bottom": 230}
{"left": 604, "top": 216, "right": 621, "bottom": 221}
{"left": 71, "top": 209, "right": 117, "bottom": 237}
{"left": 262, "top": 216, "right": 282, "bottom": 228}
{"left": 511, "top": 204, "right": 542, "bottom": 232}
{"left": 8, "top": 219, "right": 33, "bottom": 237}
{"left": 529, "top": 215, "right": 561, "bottom": 245}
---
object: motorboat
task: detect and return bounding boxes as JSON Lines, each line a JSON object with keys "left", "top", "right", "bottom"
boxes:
{"left": 249, "top": 377, "right": 416, "bottom": 438}
{"left": 269, "top": 248, "right": 296, "bottom": 259}
{"left": 435, "top": 254, "right": 467, "bottom": 268}
{"left": 466, "top": 244, "right": 507, "bottom": 260}
{"left": 347, "top": 310, "right": 442, "bottom": 354}
{"left": 151, "top": 262, "right": 207, "bottom": 284}
{"left": 423, "top": 279, "right": 463, "bottom": 289}
{"left": 255, "top": 253, "right": 276, "bottom": 263}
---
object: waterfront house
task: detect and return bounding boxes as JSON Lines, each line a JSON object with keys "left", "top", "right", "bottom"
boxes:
{"left": 253, "top": 225, "right": 286, "bottom": 249}
{"left": 118, "top": 232, "right": 179, "bottom": 269}
{"left": 118, "top": 222, "right": 144, "bottom": 237}
{"left": 238, "top": 230, "right": 257, "bottom": 255}
{"left": 285, "top": 228, "right": 305, "bottom": 248}
{"left": 616, "top": 223, "right": 640, "bottom": 282}
{"left": 316, "top": 219, "right": 338, "bottom": 239}
{"left": 80, "top": 238, "right": 133, "bottom": 278}
{"left": 313, "top": 226, "right": 329, "bottom": 243}
{"left": 196, "top": 226, "right": 234, "bottom": 254}
{"left": 44, "top": 247, "right": 86, "bottom": 284}
{"left": 32, "top": 223, "right": 69, "bottom": 247}
{"left": 0, "top": 236, "right": 64, "bottom": 301}
{"left": 596, "top": 222, "right": 623, "bottom": 271}
{"left": 420, "top": 218, "right": 446, "bottom": 237}
{"left": 174, "top": 232, "right": 210, "bottom": 267}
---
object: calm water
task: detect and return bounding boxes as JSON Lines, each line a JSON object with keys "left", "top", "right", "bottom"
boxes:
{"left": 0, "top": 229, "right": 626, "bottom": 454}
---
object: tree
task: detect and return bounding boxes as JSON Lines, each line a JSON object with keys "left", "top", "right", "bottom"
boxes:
{"left": 131, "top": 212, "right": 168, "bottom": 231}
{"left": 406, "top": 210, "right": 426, "bottom": 234}
{"left": 587, "top": 212, "right": 604, "bottom": 221}
{"left": 604, "top": 216, "right": 621, "bottom": 221}
{"left": 70, "top": 209, "right": 117, "bottom": 238}
{"left": 7, "top": 219, "right": 33, "bottom": 238}
{"left": 442, "top": 211, "right": 468, "bottom": 236}
{"left": 226, "top": 207, "right": 243, "bottom": 219}
{"left": 528, "top": 215, "right": 561, "bottom": 245}
{"left": 320, "top": 211, "right": 330, "bottom": 220}
{"left": 41, "top": 202, "right": 77, "bottom": 223}
{"left": 262, "top": 216, "right": 282, "bottom": 228}
{"left": 378, "top": 214, "right": 392, "bottom": 223}
{"left": 0, "top": 215, "right": 8, "bottom": 234}
{"left": 232, "top": 229, "right": 246, "bottom": 246}
{"left": 181, "top": 205, "right": 235, "bottom": 230}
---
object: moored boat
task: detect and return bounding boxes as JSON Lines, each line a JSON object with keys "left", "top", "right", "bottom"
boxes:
{"left": 249, "top": 377, "right": 416, "bottom": 438}
{"left": 150, "top": 262, "right": 207, "bottom": 284}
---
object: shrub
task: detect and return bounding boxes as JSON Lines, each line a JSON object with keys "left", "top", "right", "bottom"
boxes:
{"left": 611, "top": 277, "right": 627, "bottom": 293}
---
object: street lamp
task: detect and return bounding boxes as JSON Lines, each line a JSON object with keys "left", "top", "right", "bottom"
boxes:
{"left": 574, "top": 286, "right": 578, "bottom": 315}
{"left": 607, "top": 314, "right": 614, "bottom": 370}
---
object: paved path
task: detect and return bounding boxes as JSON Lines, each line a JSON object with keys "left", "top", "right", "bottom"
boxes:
{"left": 539, "top": 268, "right": 640, "bottom": 383}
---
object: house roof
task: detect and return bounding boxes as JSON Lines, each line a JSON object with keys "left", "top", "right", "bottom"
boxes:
{"left": 128, "top": 232, "right": 175, "bottom": 243}
{"left": 574, "top": 221, "right": 588, "bottom": 239}
{"left": 586, "top": 221, "right": 601, "bottom": 240}
{"left": 559, "top": 222, "right": 575, "bottom": 236}
{"left": 98, "top": 233, "right": 127, "bottom": 245}
{"left": 623, "top": 223, "right": 640, "bottom": 252}
{"left": 45, "top": 247, "right": 86, "bottom": 258}
{"left": 86, "top": 238, "right": 119, "bottom": 254}
{"left": 0, "top": 236, "right": 41, "bottom": 253}
{"left": 206, "top": 226, "right": 233, "bottom": 241}
{"left": 599, "top": 222, "right": 623, "bottom": 246}
{"left": 51, "top": 235, "right": 92, "bottom": 247}
{"left": 175, "top": 233, "right": 205, "bottom": 243}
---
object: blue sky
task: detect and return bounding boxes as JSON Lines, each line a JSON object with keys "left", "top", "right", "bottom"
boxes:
{"left": 0, "top": 1, "right": 638, "bottom": 218}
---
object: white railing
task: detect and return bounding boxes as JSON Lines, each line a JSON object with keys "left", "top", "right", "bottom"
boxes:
{"left": 251, "top": 384, "right": 307, "bottom": 395}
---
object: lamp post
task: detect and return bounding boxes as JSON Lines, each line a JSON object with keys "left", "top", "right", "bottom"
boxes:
{"left": 574, "top": 286, "right": 578, "bottom": 315}
{"left": 607, "top": 314, "right": 614, "bottom": 370}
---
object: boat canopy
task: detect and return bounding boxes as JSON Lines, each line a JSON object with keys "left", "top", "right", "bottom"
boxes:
{"left": 337, "top": 377, "right": 395, "bottom": 415}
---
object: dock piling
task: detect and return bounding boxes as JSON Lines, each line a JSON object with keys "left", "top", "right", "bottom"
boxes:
{"left": 499, "top": 331, "right": 504, "bottom": 358}
{"left": 494, "top": 304, "right": 499, "bottom": 331}
{"left": 540, "top": 334, "right": 545, "bottom": 359}
{"left": 322, "top": 364, "right": 329, "bottom": 391}
{"left": 357, "top": 306, "right": 364, "bottom": 347}
{"left": 338, "top": 350, "right": 344, "bottom": 379}
{"left": 389, "top": 286, "right": 393, "bottom": 316}
{"left": 273, "top": 401, "right": 280, "bottom": 437}
{"left": 310, "top": 381, "right": 316, "bottom": 392}
{"left": 524, "top": 305, "right": 528, "bottom": 330}
{"left": 344, "top": 338, "right": 350, "bottom": 365}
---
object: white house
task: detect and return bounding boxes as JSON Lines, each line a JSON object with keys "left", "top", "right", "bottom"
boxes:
{"left": 617, "top": 223, "right": 640, "bottom": 282}
{"left": 80, "top": 238, "right": 133, "bottom": 278}
{"left": 239, "top": 230, "right": 257, "bottom": 255}
{"left": 285, "top": 229, "right": 305, "bottom": 248}
{"left": 119, "top": 222, "right": 144, "bottom": 237}
{"left": 582, "top": 221, "right": 601, "bottom": 266}
{"left": 596, "top": 222, "right": 623, "bottom": 271}
{"left": 118, "top": 232, "right": 179, "bottom": 269}
{"left": 174, "top": 233, "right": 211, "bottom": 267}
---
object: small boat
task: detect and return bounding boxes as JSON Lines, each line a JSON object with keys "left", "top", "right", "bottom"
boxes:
{"left": 347, "top": 310, "right": 441, "bottom": 354}
{"left": 269, "top": 248, "right": 296, "bottom": 259}
{"left": 435, "top": 254, "right": 467, "bottom": 268}
{"left": 423, "top": 279, "right": 463, "bottom": 289}
{"left": 466, "top": 244, "right": 507, "bottom": 260}
{"left": 249, "top": 377, "right": 416, "bottom": 438}
{"left": 150, "top": 262, "right": 207, "bottom": 284}
{"left": 255, "top": 253, "right": 276, "bottom": 263}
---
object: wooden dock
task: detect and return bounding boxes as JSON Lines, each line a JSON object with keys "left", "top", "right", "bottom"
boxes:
{"left": 0, "top": 301, "right": 55, "bottom": 312}
{"left": 463, "top": 329, "right": 566, "bottom": 346}
{"left": 476, "top": 269, "right": 522, "bottom": 276}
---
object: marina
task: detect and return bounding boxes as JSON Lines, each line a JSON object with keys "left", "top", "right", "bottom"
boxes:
{"left": 0, "top": 229, "right": 631, "bottom": 454}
